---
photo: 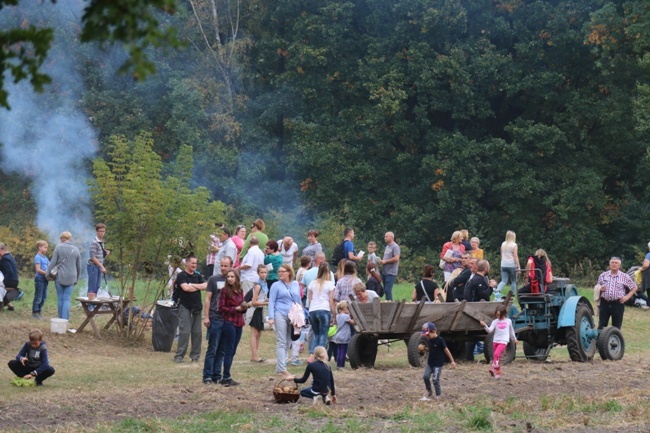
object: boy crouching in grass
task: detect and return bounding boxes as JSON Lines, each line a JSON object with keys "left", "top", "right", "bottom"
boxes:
{"left": 420, "top": 322, "right": 455, "bottom": 401}
{"left": 8, "top": 329, "right": 55, "bottom": 386}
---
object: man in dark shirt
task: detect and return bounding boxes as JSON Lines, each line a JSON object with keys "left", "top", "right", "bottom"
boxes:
{"left": 0, "top": 243, "right": 22, "bottom": 310}
{"left": 202, "top": 257, "right": 231, "bottom": 383}
{"left": 464, "top": 260, "right": 497, "bottom": 302}
{"left": 174, "top": 255, "right": 207, "bottom": 363}
{"left": 451, "top": 253, "right": 474, "bottom": 301}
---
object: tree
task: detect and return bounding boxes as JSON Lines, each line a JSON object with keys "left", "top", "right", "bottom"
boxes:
{"left": 0, "top": 0, "right": 183, "bottom": 108}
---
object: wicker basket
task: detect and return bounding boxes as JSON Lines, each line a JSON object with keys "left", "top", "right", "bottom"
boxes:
{"left": 273, "top": 378, "right": 300, "bottom": 403}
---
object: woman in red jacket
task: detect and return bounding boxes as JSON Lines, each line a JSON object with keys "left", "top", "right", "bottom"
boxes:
{"left": 217, "top": 270, "right": 248, "bottom": 386}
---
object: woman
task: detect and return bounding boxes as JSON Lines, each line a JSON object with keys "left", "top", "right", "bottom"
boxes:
{"left": 217, "top": 269, "right": 248, "bottom": 386}
{"left": 534, "top": 249, "right": 553, "bottom": 285}
{"left": 302, "top": 230, "right": 323, "bottom": 266}
{"left": 307, "top": 262, "right": 336, "bottom": 363}
{"left": 334, "top": 260, "right": 346, "bottom": 283}
{"left": 365, "top": 262, "right": 384, "bottom": 297}
{"left": 353, "top": 282, "right": 378, "bottom": 303}
{"left": 264, "top": 240, "right": 283, "bottom": 293}
{"left": 334, "top": 261, "right": 362, "bottom": 302}
{"left": 49, "top": 232, "right": 81, "bottom": 321}
{"left": 470, "top": 237, "right": 484, "bottom": 260}
{"left": 641, "top": 242, "right": 650, "bottom": 300}
{"left": 247, "top": 264, "right": 269, "bottom": 363}
{"left": 232, "top": 224, "right": 246, "bottom": 268}
{"left": 413, "top": 264, "right": 440, "bottom": 303}
{"left": 441, "top": 231, "right": 465, "bottom": 282}
{"left": 495, "top": 230, "right": 520, "bottom": 298}
{"left": 268, "top": 263, "right": 302, "bottom": 379}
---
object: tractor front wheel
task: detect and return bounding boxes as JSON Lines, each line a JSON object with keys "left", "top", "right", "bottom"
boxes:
{"left": 597, "top": 326, "right": 625, "bottom": 361}
{"left": 566, "top": 303, "right": 597, "bottom": 362}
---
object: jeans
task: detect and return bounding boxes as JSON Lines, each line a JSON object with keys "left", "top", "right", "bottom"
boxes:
{"left": 33, "top": 277, "right": 48, "bottom": 313}
{"left": 382, "top": 274, "right": 396, "bottom": 301}
{"left": 273, "top": 312, "right": 292, "bottom": 373}
{"left": 203, "top": 318, "right": 224, "bottom": 381}
{"left": 87, "top": 264, "right": 102, "bottom": 295}
{"left": 8, "top": 360, "right": 55, "bottom": 385}
{"left": 175, "top": 305, "right": 202, "bottom": 361}
{"left": 423, "top": 365, "right": 442, "bottom": 396}
{"left": 55, "top": 282, "right": 74, "bottom": 320}
{"left": 598, "top": 300, "right": 625, "bottom": 329}
{"left": 220, "top": 321, "right": 243, "bottom": 381}
{"left": 309, "top": 310, "right": 331, "bottom": 354}
{"left": 496, "top": 267, "right": 517, "bottom": 296}
{"left": 300, "top": 387, "right": 328, "bottom": 401}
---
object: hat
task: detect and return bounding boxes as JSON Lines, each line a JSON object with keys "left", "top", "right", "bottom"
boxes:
{"left": 421, "top": 322, "right": 436, "bottom": 335}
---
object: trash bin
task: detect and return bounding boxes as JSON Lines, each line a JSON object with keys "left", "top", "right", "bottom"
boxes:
{"left": 152, "top": 301, "right": 178, "bottom": 352}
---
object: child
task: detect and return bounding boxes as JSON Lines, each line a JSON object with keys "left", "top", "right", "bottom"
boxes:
{"left": 294, "top": 346, "right": 337, "bottom": 405}
{"left": 332, "top": 301, "right": 355, "bottom": 369}
{"left": 247, "top": 264, "right": 269, "bottom": 363}
{"left": 480, "top": 305, "right": 517, "bottom": 379}
{"left": 8, "top": 329, "right": 55, "bottom": 386}
{"left": 296, "top": 255, "right": 311, "bottom": 305}
{"left": 33, "top": 240, "right": 49, "bottom": 320}
{"left": 366, "top": 242, "right": 379, "bottom": 266}
{"left": 420, "top": 322, "right": 455, "bottom": 401}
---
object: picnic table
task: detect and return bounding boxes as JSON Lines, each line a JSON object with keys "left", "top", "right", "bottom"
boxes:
{"left": 75, "top": 297, "right": 136, "bottom": 339}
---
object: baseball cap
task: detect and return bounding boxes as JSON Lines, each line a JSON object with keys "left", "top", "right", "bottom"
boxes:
{"left": 421, "top": 322, "right": 436, "bottom": 335}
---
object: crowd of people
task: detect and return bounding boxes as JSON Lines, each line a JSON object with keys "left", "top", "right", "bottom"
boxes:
{"left": 4, "top": 221, "right": 650, "bottom": 403}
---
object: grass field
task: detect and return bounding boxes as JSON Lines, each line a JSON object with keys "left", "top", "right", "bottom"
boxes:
{"left": 1, "top": 279, "right": 650, "bottom": 432}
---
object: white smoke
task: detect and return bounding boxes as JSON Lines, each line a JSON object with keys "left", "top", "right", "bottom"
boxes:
{"left": 0, "top": 0, "right": 96, "bottom": 243}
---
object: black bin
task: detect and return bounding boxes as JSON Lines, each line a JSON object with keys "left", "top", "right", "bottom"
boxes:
{"left": 152, "top": 303, "right": 179, "bottom": 352}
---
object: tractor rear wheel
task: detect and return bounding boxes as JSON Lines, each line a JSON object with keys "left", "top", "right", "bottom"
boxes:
{"left": 407, "top": 331, "right": 429, "bottom": 368}
{"left": 348, "top": 334, "right": 378, "bottom": 369}
{"left": 597, "top": 326, "right": 625, "bottom": 361}
{"left": 566, "top": 303, "right": 597, "bottom": 362}
{"left": 523, "top": 342, "right": 548, "bottom": 362}
{"left": 483, "top": 333, "right": 516, "bottom": 365}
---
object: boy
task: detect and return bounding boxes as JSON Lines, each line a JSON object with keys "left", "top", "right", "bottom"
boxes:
{"left": 8, "top": 329, "right": 55, "bottom": 386}
{"left": 420, "top": 322, "right": 455, "bottom": 401}
{"left": 33, "top": 240, "right": 49, "bottom": 320}
{"left": 366, "top": 242, "right": 379, "bottom": 266}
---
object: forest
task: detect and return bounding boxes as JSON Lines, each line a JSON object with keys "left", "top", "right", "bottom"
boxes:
{"left": 1, "top": 0, "right": 650, "bottom": 280}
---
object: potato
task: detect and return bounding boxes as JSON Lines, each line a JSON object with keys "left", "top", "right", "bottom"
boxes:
{"left": 418, "top": 344, "right": 427, "bottom": 352}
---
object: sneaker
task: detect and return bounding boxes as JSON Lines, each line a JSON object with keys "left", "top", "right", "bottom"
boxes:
{"left": 174, "top": 358, "right": 184, "bottom": 363}
{"left": 489, "top": 368, "right": 496, "bottom": 377}
{"left": 191, "top": 359, "right": 200, "bottom": 363}
{"left": 16, "top": 290, "right": 25, "bottom": 301}
{"left": 202, "top": 378, "right": 213, "bottom": 385}
{"left": 32, "top": 312, "right": 41, "bottom": 319}
{"left": 325, "top": 395, "right": 332, "bottom": 405}
{"left": 290, "top": 359, "right": 303, "bottom": 366}
{"left": 495, "top": 374, "right": 501, "bottom": 379}
{"left": 419, "top": 395, "right": 432, "bottom": 401}
{"left": 220, "top": 378, "right": 239, "bottom": 387}
{"left": 312, "top": 396, "right": 322, "bottom": 405}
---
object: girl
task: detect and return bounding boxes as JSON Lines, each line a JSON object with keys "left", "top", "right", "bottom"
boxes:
{"left": 495, "top": 230, "right": 520, "bottom": 299}
{"left": 294, "top": 346, "right": 337, "bottom": 405}
{"left": 332, "top": 301, "right": 355, "bottom": 369}
{"left": 480, "top": 305, "right": 517, "bottom": 379}
{"left": 247, "top": 264, "right": 269, "bottom": 363}
{"left": 264, "top": 240, "right": 283, "bottom": 293}
{"left": 365, "top": 262, "right": 384, "bottom": 298}
{"left": 217, "top": 270, "right": 248, "bottom": 386}
{"left": 307, "top": 262, "right": 336, "bottom": 363}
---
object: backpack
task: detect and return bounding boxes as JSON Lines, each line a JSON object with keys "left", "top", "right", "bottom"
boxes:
{"left": 331, "top": 241, "right": 346, "bottom": 267}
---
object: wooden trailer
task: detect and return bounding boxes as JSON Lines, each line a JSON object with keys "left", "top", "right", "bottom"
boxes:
{"left": 346, "top": 296, "right": 511, "bottom": 368}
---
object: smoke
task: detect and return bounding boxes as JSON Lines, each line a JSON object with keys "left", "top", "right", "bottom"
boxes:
{"left": 0, "top": 0, "right": 96, "bottom": 243}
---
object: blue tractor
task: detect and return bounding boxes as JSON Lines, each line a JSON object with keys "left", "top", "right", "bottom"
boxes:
{"left": 484, "top": 277, "right": 625, "bottom": 364}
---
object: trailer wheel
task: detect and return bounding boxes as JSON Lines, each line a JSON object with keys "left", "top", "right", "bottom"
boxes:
{"left": 348, "top": 334, "right": 378, "bottom": 369}
{"left": 407, "top": 331, "right": 429, "bottom": 368}
{"left": 483, "top": 333, "right": 516, "bottom": 365}
{"left": 566, "top": 303, "right": 596, "bottom": 362}
{"left": 597, "top": 326, "right": 625, "bottom": 361}
{"left": 523, "top": 342, "right": 548, "bottom": 362}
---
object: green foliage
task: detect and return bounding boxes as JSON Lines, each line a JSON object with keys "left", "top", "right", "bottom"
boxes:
{"left": 90, "top": 132, "right": 225, "bottom": 334}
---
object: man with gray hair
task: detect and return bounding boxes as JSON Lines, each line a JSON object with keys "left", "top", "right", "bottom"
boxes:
{"left": 239, "top": 236, "right": 264, "bottom": 294}
{"left": 596, "top": 257, "right": 637, "bottom": 329}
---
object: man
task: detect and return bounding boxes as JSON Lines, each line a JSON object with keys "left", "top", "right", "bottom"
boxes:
{"left": 239, "top": 236, "right": 264, "bottom": 295}
{"left": 279, "top": 236, "right": 299, "bottom": 267}
{"left": 379, "top": 231, "right": 401, "bottom": 301}
{"left": 202, "top": 257, "right": 231, "bottom": 383}
{"left": 0, "top": 243, "right": 22, "bottom": 311}
{"left": 240, "top": 219, "right": 268, "bottom": 260}
{"left": 213, "top": 227, "right": 238, "bottom": 275}
{"left": 451, "top": 253, "right": 474, "bottom": 302}
{"left": 596, "top": 257, "right": 637, "bottom": 329}
{"left": 174, "top": 255, "right": 207, "bottom": 363}
{"left": 87, "top": 223, "right": 110, "bottom": 302}
{"left": 464, "top": 260, "right": 497, "bottom": 303}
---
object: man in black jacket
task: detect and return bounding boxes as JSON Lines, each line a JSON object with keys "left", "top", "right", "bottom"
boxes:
{"left": 0, "top": 243, "right": 22, "bottom": 311}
